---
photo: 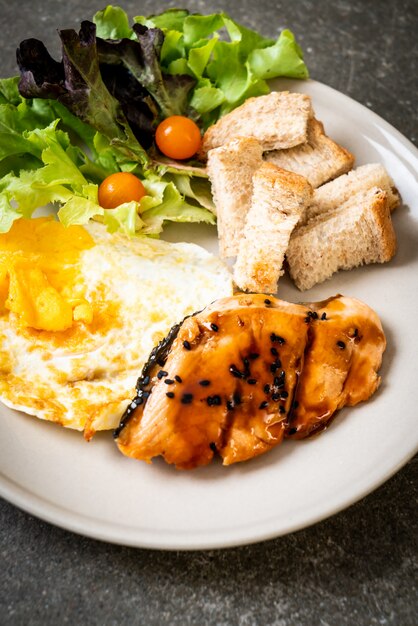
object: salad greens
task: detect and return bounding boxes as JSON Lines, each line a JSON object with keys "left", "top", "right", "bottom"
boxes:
{"left": 98, "top": 6, "right": 308, "bottom": 127}
{"left": 0, "top": 5, "right": 308, "bottom": 236}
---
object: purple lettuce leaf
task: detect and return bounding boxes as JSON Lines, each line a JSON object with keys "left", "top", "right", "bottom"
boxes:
{"left": 16, "top": 21, "right": 197, "bottom": 163}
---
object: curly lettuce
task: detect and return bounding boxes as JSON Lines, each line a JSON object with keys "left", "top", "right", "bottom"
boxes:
{"left": 132, "top": 8, "right": 308, "bottom": 127}
{"left": 0, "top": 6, "right": 308, "bottom": 235}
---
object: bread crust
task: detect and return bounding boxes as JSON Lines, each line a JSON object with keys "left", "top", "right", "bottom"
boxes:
{"left": 368, "top": 190, "right": 397, "bottom": 260}
{"left": 207, "top": 137, "right": 263, "bottom": 257}
{"left": 265, "top": 118, "right": 354, "bottom": 188}
{"left": 287, "top": 188, "right": 397, "bottom": 290}
{"left": 200, "top": 92, "right": 313, "bottom": 157}
{"left": 234, "top": 163, "right": 313, "bottom": 293}
{"left": 308, "top": 163, "right": 401, "bottom": 223}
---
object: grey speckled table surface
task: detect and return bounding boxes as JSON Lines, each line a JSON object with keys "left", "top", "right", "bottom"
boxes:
{"left": 0, "top": 1, "right": 417, "bottom": 624}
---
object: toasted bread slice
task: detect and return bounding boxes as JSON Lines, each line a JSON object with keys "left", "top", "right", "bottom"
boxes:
{"left": 287, "top": 187, "right": 397, "bottom": 291}
{"left": 234, "top": 163, "right": 313, "bottom": 293}
{"left": 264, "top": 118, "right": 354, "bottom": 188}
{"left": 307, "top": 163, "right": 400, "bottom": 222}
{"left": 200, "top": 92, "right": 313, "bottom": 157}
{"left": 207, "top": 137, "right": 263, "bottom": 257}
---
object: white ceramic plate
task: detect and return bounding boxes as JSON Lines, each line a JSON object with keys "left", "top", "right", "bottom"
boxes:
{"left": 1, "top": 79, "right": 418, "bottom": 550}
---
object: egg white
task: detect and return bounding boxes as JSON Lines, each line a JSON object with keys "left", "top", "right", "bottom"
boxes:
{"left": 0, "top": 222, "right": 233, "bottom": 438}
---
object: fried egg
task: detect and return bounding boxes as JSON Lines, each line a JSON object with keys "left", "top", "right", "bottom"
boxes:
{"left": 0, "top": 218, "right": 233, "bottom": 438}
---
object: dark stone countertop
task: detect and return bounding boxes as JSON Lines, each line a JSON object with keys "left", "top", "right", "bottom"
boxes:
{"left": 0, "top": 1, "right": 417, "bottom": 624}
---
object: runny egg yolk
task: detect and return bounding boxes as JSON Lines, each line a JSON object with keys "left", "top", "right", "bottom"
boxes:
{"left": 0, "top": 217, "right": 94, "bottom": 331}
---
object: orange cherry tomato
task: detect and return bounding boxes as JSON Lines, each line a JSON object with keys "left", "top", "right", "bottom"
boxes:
{"left": 155, "top": 115, "right": 201, "bottom": 160}
{"left": 98, "top": 172, "right": 146, "bottom": 209}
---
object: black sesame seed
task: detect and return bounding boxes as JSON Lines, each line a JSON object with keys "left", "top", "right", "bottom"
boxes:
{"left": 337, "top": 340, "right": 346, "bottom": 349}
{"left": 157, "top": 370, "right": 167, "bottom": 379}
{"left": 272, "top": 392, "right": 281, "bottom": 402}
{"left": 164, "top": 379, "right": 174, "bottom": 385}
{"left": 304, "top": 317, "right": 311, "bottom": 324}
{"left": 264, "top": 298, "right": 272, "bottom": 305}
{"left": 210, "top": 323, "right": 219, "bottom": 332}
{"left": 249, "top": 353, "right": 260, "bottom": 360}
{"left": 136, "top": 397, "right": 144, "bottom": 406}
{"left": 270, "top": 362, "right": 280, "bottom": 373}
{"left": 183, "top": 340, "right": 191, "bottom": 350}
{"left": 199, "top": 379, "right": 211, "bottom": 387}
{"left": 212, "top": 395, "right": 221, "bottom": 406}
{"left": 270, "top": 332, "right": 285, "bottom": 343}
{"left": 270, "top": 347, "right": 278, "bottom": 356}
{"left": 288, "top": 427, "right": 297, "bottom": 435}
{"left": 166, "top": 392, "right": 175, "bottom": 399}
{"left": 181, "top": 393, "right": 193, "bottom": 404}
{"left": 174, "top": 375, "right": 182, "bottom": 383}
{"left": 157, "top": 358, "right": 166, "bottom": 366}
{"left": 229, "top": 364, "right": 245, "bottom": 379}
{"left": 259, "top": 401, "right": 269, "bottom": 409}
{"left": 142, "top": 391, "right": 151, "bottom": 399}
{"left": 247, "top": 378, "right": 257, "bottom": 385}
{"left": 321, "top": 312, "right": 327, "bottom": 320}
{"left": 209, "top": 442, "right": 217, "bottom": 452}
{"left": 264, "top": 384, "right": 270, "bottom": 394}
{"left": 279, "top": 405, "right": 286, "bottom": 414}
{"left": 142, "top": 375, "right": 150, "bottom": 386}
{"left": 226, "top": 400, "right": 234, "bottom": 411}
{"left": 280, "top": 390, "right": 289, "bottom": 399}
{"left": 274, "top": 376, "right": 284, "bottom": 388}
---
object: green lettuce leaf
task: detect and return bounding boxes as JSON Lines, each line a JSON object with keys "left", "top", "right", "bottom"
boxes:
{"left": 134, "top": 9, "right": 189, "bottom": 32}
{"left": 140, "top": 176, "right": 215, "bottom": 235}
{"left": 187, "top": 38, "right": 219, "bottom": 79}
{"left": 97, "top": 24, "right": 195, "bottom": 120}
{"left": 93, "top": 5, "right": 133, "bottom": 39}
{"left": 17, "top": 23, "right": 150, "bottom": 167}
{"left": 0, "top": 119, "right": 140, "bottom": 235}
{"left": 0, "top": 122, "right": 87, "bottom": 225}
{"left": 165, "top": 173, "right": 215, "bottom": 211}
{"left": 248, "top": 29, "right": 309, "bottom": 79}
{"left": 160, "top": 30, "right": 185, "bottom": 66}
{"left": 182, "top": 14, "right": 224, "bottom": 46}
{"left": 59, "top": 196, "right": 143, "bottom": 237}
{"left": 0, "top": 77, "right": 22, "bottom": 105}
{"left": 0, "top": 118, "right": 215, "bottom": 236}
{"left": 135, "top": 7, "right": 308, "bottom": 127}
{"left": 189, "top": 79, "right": 225, "bottom": 115}
{"left": 2, "top": 6, "right": 309, "bottom": 237}
{"left": 221, "top": 14, "right": 274, "bottom": 56}
{"left": 0, "top": 76, "right": 99, "bottom": 157}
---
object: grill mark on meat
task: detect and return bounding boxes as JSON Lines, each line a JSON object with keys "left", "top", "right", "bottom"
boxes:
{"left": 286, "top": 320, "right": 314, "bottom": 431}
